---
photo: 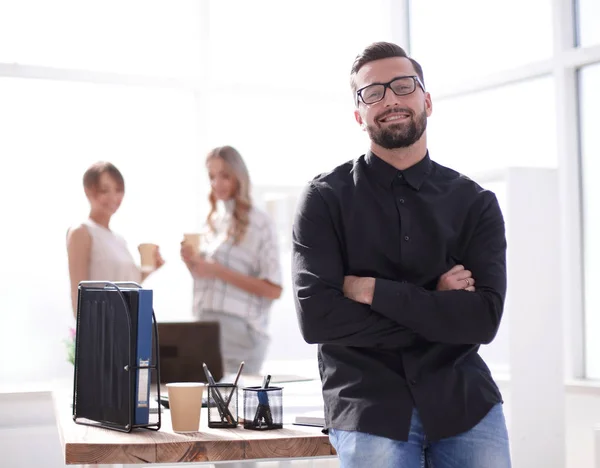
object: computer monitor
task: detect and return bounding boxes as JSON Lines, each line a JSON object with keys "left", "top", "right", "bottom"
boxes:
{"left": 153, "top": 321, "right": 223, "bottom": 384}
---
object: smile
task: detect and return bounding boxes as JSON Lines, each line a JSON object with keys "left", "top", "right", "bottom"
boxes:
{"left": 379, "top": 113, "right": 410, "bottom": 123}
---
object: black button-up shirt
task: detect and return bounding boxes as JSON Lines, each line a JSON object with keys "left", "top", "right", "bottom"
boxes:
{"left": 292, "top": 151, "right": 507, "bottom": 442}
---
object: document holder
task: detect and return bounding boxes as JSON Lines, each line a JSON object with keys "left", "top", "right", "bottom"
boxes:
{"left": 72, "top": 281, "right": 162, "bottom": 433}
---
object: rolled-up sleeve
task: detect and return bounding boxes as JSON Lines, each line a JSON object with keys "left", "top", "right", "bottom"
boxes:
{"left": 257, "top": 216, "right": 282, "bottom": 287}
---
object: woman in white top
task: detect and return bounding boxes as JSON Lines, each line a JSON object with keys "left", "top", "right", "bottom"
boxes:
{"left": 66, "top": 162, "right": 164, "bottom": 317}
{"left": 181, "top": 146, "right": 282, "bottom": 376}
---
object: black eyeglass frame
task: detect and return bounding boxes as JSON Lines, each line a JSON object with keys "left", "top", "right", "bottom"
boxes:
{"left": 356, "top": 75, "right": 426, "bottom": 105}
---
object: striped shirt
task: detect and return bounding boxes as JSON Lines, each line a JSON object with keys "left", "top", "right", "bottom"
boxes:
{"left": 193, "top": 202, "right": 282, "bottom": 335}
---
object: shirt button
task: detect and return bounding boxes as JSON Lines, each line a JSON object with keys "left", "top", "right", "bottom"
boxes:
{"left": 399, "top": 198, "right": 405, "bottom": 204}
{"left": 397, "top": 173, "right": 403, "bottom": 179}
{"left": 404, "top": 235, "right": 410, "bottom": 241}
{"left": 409, "top": 379, "right": 417, "bottom": 386}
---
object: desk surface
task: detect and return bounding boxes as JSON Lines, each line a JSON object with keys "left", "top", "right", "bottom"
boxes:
{"left": 54, "top": 385, "right": 334, "bottom": 465}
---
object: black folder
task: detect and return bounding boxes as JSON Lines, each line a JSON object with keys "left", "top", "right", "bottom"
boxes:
{"left": 72, "top": 281, "right": 161, "bottom": 433}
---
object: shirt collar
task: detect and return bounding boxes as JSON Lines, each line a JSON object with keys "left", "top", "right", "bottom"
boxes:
{"left": 365, "top": 150, "right": 432, "bottom": 190}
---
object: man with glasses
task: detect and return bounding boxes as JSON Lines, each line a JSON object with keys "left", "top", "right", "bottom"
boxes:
{"left": 292, "top": 42, "right": 510, "bottom": 467}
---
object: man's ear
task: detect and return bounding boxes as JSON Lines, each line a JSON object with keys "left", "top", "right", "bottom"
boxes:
{"left": 354, "top": 109, "right": 366, "bottom": 129}
{"left": 425, "top": 92, "right": 433, "bottom": 117}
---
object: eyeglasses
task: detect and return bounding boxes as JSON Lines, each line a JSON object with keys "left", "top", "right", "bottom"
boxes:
{"left": 356, "top": 76, "right": 425, "bottom": 105}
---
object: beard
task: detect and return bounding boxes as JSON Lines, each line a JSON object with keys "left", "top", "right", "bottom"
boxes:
{"left": 366, "top": 107, "right": 428, "bottom": 149}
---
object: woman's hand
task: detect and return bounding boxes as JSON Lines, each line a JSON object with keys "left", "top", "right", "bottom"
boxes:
{"left": 140, "top": 245, "right": 165, "bottom": 282}
{"left": 154, "top": 247, "right": 165, "bottom": 270}
{"left": 180, "top": 241, "right": 220, "bottom": 278}
{"left": 180, "top": 241, "right": 197, "bottom": 264}
{"left": 191, "top": 255, "right": 220, "bottom": 278}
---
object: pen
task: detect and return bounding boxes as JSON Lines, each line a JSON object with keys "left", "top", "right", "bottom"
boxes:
{"left": 225, "top": 361, "right": 244, "bottom": 408}
{"left": 203, "top": 362, "right": 235, "bottom": 424}
{"left": 202, "top": 362, "right": 218, "bottom": 386}
{"left": 261, "top": 374, "right": 271, "bottom": 389}
{"left": 253, "top": 374, "right": 273, "bottom": 427}
{"left": 258, "top": 374, "right": 271, "bottom": 405}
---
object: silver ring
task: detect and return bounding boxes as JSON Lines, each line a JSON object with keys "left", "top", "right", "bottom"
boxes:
{"left": 464, "top": 278, "right": 470, "bottom": 287}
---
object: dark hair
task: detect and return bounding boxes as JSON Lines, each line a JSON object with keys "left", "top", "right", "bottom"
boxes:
{"left": 83, "top": 161, "right": 125, "bottom": 192}
{"left": 350, "top": 42, "right": 425, "bottom": 96}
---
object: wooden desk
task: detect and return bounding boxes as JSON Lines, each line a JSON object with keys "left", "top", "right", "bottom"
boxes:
{"left": 53, "top": 389, "right": 335, "bottom": 465}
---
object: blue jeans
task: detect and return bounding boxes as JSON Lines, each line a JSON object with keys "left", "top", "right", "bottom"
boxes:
{"left": 329, "top": 404, "right": 511, "bottom": 468}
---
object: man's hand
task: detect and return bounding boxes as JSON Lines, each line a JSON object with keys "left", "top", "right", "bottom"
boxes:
{"left": 437, "top": 264, "right": 475, "bottom": 291}
{"left": 343, "top": 276, "right": 376, "bottom": 305}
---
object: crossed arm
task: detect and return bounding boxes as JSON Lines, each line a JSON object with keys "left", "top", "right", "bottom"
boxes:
{"left": 292, "top": 183, "right": 507, "bottom": 348}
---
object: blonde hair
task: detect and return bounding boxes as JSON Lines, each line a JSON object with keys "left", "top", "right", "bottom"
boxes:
{"left": 206, "top": 146, "right": 251, "bottom": 244}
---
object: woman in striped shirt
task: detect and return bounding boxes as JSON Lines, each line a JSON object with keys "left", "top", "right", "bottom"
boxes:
{"left": 181, "top": 146, "right": 282, "bottom": 376}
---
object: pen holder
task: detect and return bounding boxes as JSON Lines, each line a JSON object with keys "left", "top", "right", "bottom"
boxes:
{"left": 242, "top": 386, "right": 283, "bottom": 430}
{"left": 207, "top": 383, "right": 238, "bottom": 428}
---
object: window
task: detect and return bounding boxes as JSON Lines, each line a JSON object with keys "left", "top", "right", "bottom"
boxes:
{"left": 427, "top": 76, "right": 557, "bottom": 175}
{"left": 0, "top": 77, "right": 198, "bottom": 383}
{"left": 1, "top": 0, "right": 594, "bottom": 387}
{"left": 577, "top": 0, "right": 600, "bottom": 47}
{"left": 409, "top": 0, "right": 553, "bottom": 93}
{"left": 208, "top": 0, "right": 392, "bottom": 92}
{"left": 0, "top": 0, "right": 203, "bottom": 77}
{"left": 580, "top": 63, "right": 600, "bottom": 378}
{"left": 423, "top": 76, "right": 555, "bottom": 374}
{"left": 204, "top": 90, "right": 368, "bottom": 186}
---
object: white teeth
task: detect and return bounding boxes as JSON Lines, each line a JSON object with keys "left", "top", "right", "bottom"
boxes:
{"left": 382, "top": 114, "right": 408, "bottom": 122}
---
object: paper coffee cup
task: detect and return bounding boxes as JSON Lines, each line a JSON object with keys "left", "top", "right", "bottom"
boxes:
{"left": 166, "top": 382, "right": 205, "bottom": 432}
{"left": 183, "top": 233, "right": 201, "bottom": 254}
{"left": 138, "top": 243, "right": 158, "bottom": 273}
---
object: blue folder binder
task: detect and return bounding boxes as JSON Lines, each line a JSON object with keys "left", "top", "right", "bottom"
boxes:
{"left": 133, "top": 288, "right": 153, "bottom": 425}
{"left": 73, "top": 282, "right": 158, "bottom": 432}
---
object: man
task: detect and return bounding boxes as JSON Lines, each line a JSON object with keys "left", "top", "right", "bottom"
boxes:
{"left": 292, "top": 42, "right": 510, "bottom": 467}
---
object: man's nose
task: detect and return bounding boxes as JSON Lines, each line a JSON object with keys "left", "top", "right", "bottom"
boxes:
{"left": 381, "top": 87, "right": 403, "bottom": 107}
